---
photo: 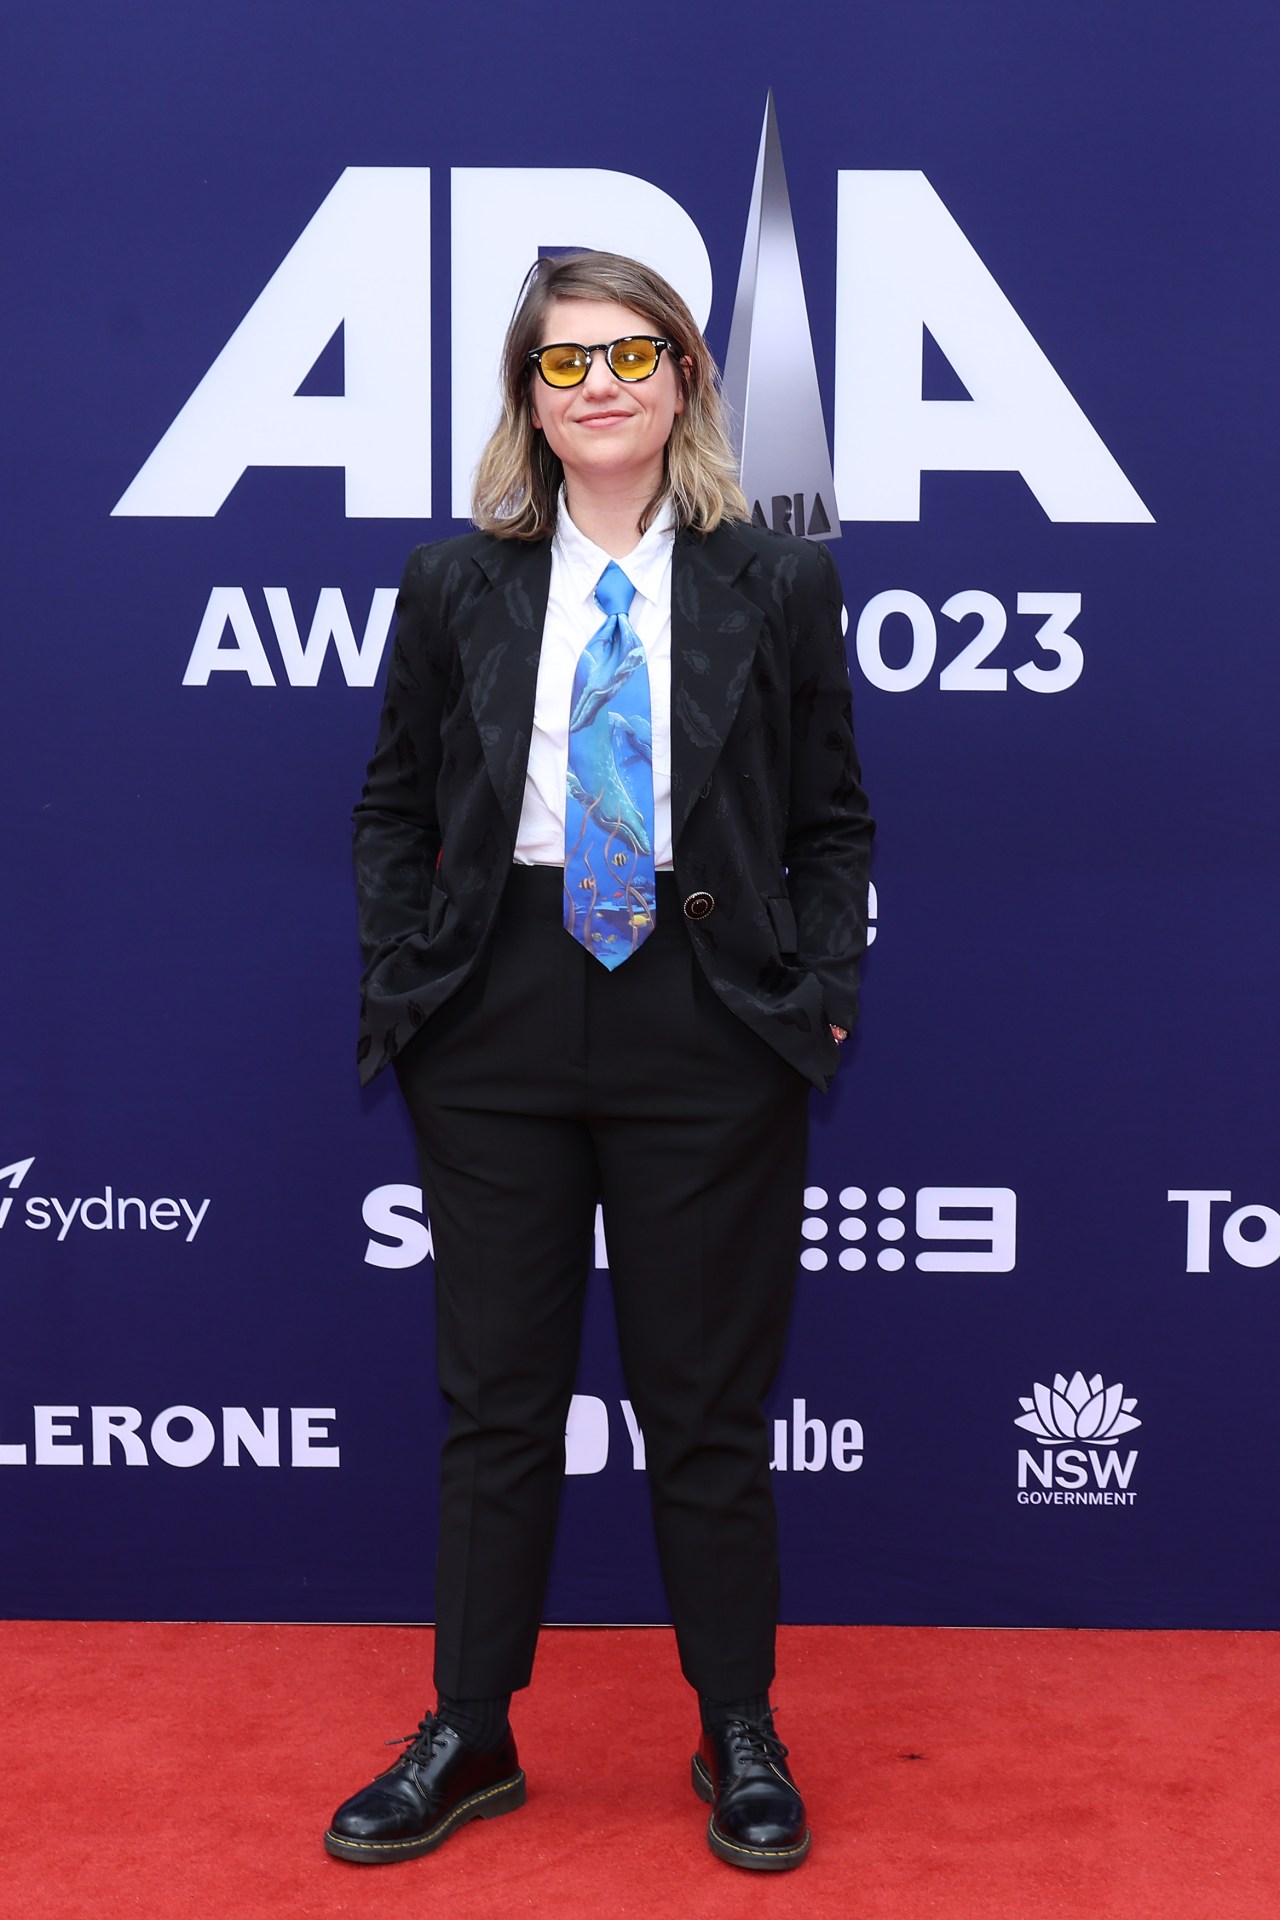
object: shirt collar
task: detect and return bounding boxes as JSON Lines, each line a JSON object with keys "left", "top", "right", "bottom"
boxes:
{"left": 554, "top": 490, "right": 675, "bottom": 611}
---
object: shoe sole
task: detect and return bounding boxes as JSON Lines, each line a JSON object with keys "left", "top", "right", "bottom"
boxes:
{"left": 691, "top": 1753, "right": 811, "bottom": 1872}
{"left": 324, "top": 1768, "right": 526, "bottom": 1863}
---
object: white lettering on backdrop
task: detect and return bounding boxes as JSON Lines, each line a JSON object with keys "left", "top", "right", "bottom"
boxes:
{"left": 113, "top": 164, "right": 1149, "bottom": 527}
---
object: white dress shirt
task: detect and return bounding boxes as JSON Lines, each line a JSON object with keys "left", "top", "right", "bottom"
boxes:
{"left": 513, "top": 495, "right": 675, "bottom": 870}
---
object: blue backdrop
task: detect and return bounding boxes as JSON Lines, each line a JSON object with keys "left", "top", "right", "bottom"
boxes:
{"left": 4, "top": 0, "right": 1278, "bottom": 1630}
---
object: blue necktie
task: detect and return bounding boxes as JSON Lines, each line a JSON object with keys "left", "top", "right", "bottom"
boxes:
{"left": 563, "top": 562, "right": 657, "bottom": 967}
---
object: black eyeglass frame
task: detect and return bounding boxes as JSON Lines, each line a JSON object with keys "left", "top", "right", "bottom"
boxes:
{"left": 526, "top": 335, "right": 675, "bottom": 388}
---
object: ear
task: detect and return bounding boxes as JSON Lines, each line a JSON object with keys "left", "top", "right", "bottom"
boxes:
{"left": 675, "top": 355, "right": 693, "bottom": 415}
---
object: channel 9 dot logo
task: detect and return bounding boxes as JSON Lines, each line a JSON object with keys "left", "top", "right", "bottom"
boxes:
{"left": 800, "top": 1185, "right": 1016, "bottom": 1273}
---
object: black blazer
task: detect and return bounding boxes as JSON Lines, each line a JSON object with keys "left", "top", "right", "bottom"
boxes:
{"left": 354, "top": 519, "right": 874, "bottom": 1091}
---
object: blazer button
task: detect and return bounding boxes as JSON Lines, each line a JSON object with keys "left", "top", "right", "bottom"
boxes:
{"left": 682, "top": 891, "right": 715, "bottom": 922}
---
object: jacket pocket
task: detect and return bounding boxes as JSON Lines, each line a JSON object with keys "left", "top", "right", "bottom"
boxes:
{"left": 766, "top": 895, "right": 798, "bottom": 956}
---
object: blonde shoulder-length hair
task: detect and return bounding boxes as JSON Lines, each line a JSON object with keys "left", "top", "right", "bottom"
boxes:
{"left": 471, "top": 251, "right": 749, "bottom": 541}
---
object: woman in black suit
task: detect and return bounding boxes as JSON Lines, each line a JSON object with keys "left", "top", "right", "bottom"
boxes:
{"left": 326, "top": 252, "right": 873, "bottom": 1874}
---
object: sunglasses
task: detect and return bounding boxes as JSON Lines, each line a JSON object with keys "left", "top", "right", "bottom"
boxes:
{"left": 527, "top": 335, "right": 674, "bottom": 389}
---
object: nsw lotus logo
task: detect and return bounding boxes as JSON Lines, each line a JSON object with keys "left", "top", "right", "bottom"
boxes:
{"left": 1015, "top": 1372, "right": 1141, "bottom": 1505}
{"left": 1015, "top": 1372, "right": 1140, "bottom": 1446}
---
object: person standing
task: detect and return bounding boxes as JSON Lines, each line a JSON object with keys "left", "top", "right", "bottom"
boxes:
{"left": 326, "top": 251, "right": 873, "bottom": 1872}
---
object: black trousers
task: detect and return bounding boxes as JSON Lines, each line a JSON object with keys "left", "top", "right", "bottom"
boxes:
{"left": 394, "top": 866, "right": 810, "bottom": 1702}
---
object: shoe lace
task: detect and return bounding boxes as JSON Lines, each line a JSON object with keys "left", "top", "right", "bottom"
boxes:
{"left": 386, "top": 1713, "right": 449, "bottom": 1766}
{"left": 723, "top": 1716, "right": 790, "bottom": 1766}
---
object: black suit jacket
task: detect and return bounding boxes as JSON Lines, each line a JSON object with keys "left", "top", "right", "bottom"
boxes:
{"left": 354, "top": 519, "right": 874, "bottom": 1090}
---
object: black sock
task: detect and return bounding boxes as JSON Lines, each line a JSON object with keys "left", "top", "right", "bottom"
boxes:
{"left": 435, "top": 1691, "right": 512, "bottom": 1754}
{"left": 699, "top": 1691, "right": 773, "bottom": 1732}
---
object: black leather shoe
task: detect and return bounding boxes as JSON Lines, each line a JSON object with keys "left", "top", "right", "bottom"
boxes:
{"left": 324, "top": 1715, "right": 525, "bottom": 1863}
{"left": 691, "top": 1715, "right": 811, "bottom": 1870}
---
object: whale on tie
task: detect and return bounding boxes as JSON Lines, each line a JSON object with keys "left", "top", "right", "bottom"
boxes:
{"left": 608, "top": 711, "right": 652, "bottom": 766}
{"left": 566, "top": 738, "right": 652, "bottom": 856}
{"left": 568, "top": 641, "right": 647, "bottom": 732}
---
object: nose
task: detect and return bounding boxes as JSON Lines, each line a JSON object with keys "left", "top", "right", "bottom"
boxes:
{"left": 581, "top": 350, "right": 620, "bottom": 399}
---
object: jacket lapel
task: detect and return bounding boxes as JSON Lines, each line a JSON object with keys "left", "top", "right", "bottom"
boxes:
{"left": 460, "top": 538, "right": 552, "bottom": 846}
{"left": 669, "top": 523, "right": 764, "bottom": 844}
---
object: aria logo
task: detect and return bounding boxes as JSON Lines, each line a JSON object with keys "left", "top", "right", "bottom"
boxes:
{"left": 1015, "top": 1371, "right": 1141, "bottom": 1507}
{"left": 115, "top": 100, "right": 1151, "bottom": 534}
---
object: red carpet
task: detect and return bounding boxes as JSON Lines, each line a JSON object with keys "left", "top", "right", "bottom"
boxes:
{"left": 4, "top": 1621, "right": 1278, "bottom": 1918}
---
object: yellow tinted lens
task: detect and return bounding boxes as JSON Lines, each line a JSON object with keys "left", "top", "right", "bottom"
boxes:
{"left": 539, "top": 344, "right": 588, "bottom": 386}
{"left": 609, "top": 337, "right": 659, "bottom": 380}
